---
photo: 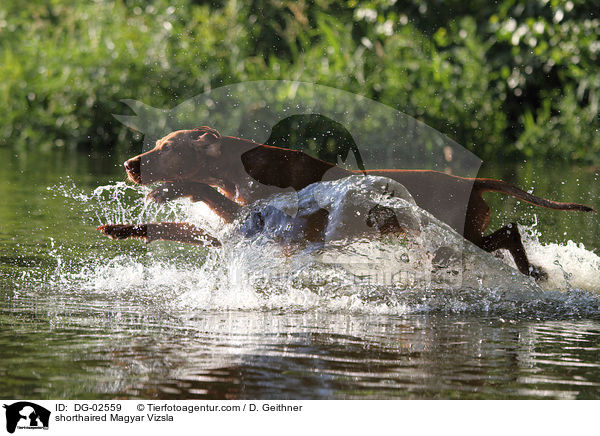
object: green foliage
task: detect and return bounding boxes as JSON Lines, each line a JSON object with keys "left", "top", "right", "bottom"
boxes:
{"left": 0, "top": 0, "right": 249, "bottom": 151}
{"left": 0, "top": 0, "right": 598, "bottom": 162}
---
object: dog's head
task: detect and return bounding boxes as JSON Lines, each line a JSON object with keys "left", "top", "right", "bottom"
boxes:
{"left": 124, "top": 126, "right": 221, "bottom": 184}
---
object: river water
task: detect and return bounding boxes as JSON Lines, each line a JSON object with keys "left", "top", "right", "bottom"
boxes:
{"left": 1, "top": 148, "right": 599, "bottom": 399}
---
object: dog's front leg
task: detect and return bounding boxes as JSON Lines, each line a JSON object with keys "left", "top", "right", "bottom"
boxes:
{"left": 148, "top": 181, "right": 198, "bottom": 203}
{"left": 97, "top": 222, "right": 221, "bottom": 246}
{"left": 148, "top": 182, "right": 240, "bottom": 223}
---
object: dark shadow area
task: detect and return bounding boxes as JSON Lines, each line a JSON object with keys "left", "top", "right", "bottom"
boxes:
{"left": 265, "top": 114, "right": 366, "bottom": 173}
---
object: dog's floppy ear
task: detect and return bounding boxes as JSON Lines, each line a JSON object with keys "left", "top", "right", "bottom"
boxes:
{"left": 193, "top": 126, "right": 221, "bottom": 158}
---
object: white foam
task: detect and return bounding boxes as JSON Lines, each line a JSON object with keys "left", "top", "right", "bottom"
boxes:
{"left": 521, "top": 227, "right": 600, "bottom": 293}
{"left": 44, "top": 179, "right": 600, "bottom": 317}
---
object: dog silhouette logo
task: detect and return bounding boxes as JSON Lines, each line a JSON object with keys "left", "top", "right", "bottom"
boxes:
{"left": 3, "top": 402, "right": 50, "bottom": 434}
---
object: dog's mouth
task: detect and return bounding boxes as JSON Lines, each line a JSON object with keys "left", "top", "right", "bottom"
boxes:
{"left": 124, "top": 158, "right": 144, "bottom": 184}
{"left": 127, "top": 171, "right": 143, "bottom": 185}
{"left": 124, "top": 157, "right": 186, "bottom": 185}
{"left": 125, "top": 166, "right": 178, "bottom": 186}
{"left": 126, "top": 169, "right": 142, "bottom": 184}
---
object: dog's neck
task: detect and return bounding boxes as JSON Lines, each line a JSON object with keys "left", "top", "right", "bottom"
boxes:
{"left": 209, "top": 136, "right": 278, "bottom": 202}
{"left": 213, "top": 136, "right": 345, "bottom": 203}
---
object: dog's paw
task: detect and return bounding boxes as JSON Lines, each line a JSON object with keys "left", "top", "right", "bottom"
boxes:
{"left": 97, "top": 224, "right": 147, "bottom": 241}
{"left": 529, "top": 265, "right": 548, "bottom": 281}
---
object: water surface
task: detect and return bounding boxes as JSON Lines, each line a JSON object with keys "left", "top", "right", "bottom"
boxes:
{"left": 1, "top": 148, "right": 599, "bottom": 399}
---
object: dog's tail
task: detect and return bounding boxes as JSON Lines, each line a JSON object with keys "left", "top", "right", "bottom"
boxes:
{"left": 474, "top": 178, "right": 596, "bottom": 212}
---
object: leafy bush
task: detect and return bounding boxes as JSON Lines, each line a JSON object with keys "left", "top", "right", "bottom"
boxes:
{"left": 0, "top": 0, "right": 249, "bottom": 151}
{"left": 0, "top": 0, "right": 598, "bottom": 162}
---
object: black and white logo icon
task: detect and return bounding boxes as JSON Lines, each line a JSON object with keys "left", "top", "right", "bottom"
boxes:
{"left": 3, "top": 402, "right": 50, "bottom": 434}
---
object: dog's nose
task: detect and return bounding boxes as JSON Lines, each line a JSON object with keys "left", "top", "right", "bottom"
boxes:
{"left": 124, "top": 159, "right": 139, "bottom": 173}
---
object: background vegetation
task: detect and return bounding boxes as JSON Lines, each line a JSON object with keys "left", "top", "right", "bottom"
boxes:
{"left": 1, "top": 0, "right": 598, "bottom": 162}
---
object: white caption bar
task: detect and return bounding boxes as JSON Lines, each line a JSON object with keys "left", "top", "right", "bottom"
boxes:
{"left": 0, "top": 400, "right": 595, "bottom": 436}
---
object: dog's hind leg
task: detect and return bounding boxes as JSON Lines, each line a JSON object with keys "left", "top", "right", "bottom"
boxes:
{"left": 478, "top": 223, "right": 545, "bottom": 279}
{"left": 97, "top": 222, "right": 221, "bottom": 246}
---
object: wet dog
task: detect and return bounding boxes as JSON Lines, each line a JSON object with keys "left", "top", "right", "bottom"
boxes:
{"left": 99, "top": 127, "right": 594, "bottom": 278}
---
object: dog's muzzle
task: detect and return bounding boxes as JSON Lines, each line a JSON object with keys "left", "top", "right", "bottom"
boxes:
{"left": 124, "top": 158, "right": 142, "bottom": 184}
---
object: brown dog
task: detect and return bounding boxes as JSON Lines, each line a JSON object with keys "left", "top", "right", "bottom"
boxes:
{"left": 99, "top": 126, "right": 595, "bottom": 278}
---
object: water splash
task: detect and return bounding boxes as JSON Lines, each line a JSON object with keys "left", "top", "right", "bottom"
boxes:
{"left": 36, "top": 177, "right": 600, "bottom": 318}
{"left": 521, "top": 226, "right": 600, "bottom": 293}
